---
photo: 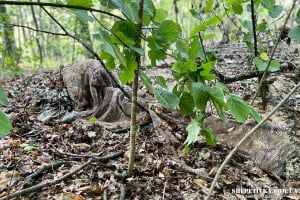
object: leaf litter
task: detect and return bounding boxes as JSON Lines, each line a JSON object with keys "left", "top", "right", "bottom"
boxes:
{"left": 0, "top": 42, "right": 299, "bottom": 199}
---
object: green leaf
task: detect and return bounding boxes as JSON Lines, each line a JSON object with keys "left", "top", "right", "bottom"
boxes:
{"left": 184, "top": 119, "right": 201, "bottom": 145}
{"left": 203, "top": 128, "right": 216, "bottom": 146}
{"left": 296, "top": 9, "right": 300, "bottom": 24}
{"left": 288, "top": 26, "right": 300, "bottom": 41}
{"left": 71, "top": 10, "right": 93, "bottom": 22}
{"left": 248, "top": 106, "right": 261, "bottom": 122}
{"left": 119, "top": 55, "right": 137, "bottom": 84}
{"left": 260, "top": 0, "right": 274, "bottom": 10}
{"left": 142, "top": 0, "right": 155, "bottom": 24}
{"left": 139, "top": 71, "right": 154, "bottom": 91}
{"left": 257, "top": 21, "right": 267, "bottom": 32}
{"left": 176, "top": 39, "right": 189, "bottom": 60}
{"left": 205, "top": 15, "right": 221, "bottom": 27}
{"left": 269, "top": 60, "right": 280, "bottom": 72}
{"left": 227, "top": 94, "right": 251, "bottom": 122}
{"left": 154, "top": 89, "right": 179, "bottom": 110}
{"left": 179, "top": 92, "right": 194, "bottom": 115}
{"left": 88, "top": 117, "right": 97, "bottom": 122}
{"left": 0, "top": 86, "right": 8, "bottom": 106}
{"left": 232, "top": 3, "right": 243, "bottom": 15}
{"left": 155, "top": 76, "right": 167, "bottom": 88}
{"left": 254, "top": 57, "right": 267, "bottom": 71}
{"left": 205, "top": 0, "right": 214, "bottom": 13}
{"left": 269, "top": 5, "right": 282, "bottom": 18}
{"left": 191, "top": 82, "right": 210, "bottom": 110}
{"left": 67, "top": 0, "right": 92, "bottom": 8}
{"left": 155, "top": 8, "right": 168, "bottom": 23}
{"left": 188, "top": 37, "right": 200, "bottom": 59}
{"left": 190, "top": 24, "right": 207, "bottom": 36}
{"left": 157, "top": 20, "right": 181, "bottom": 42}
{"left": 112, "top": 45, "right": 127, "bottom": 67}
{"left": 189, "top": 9, "right": 202, "bottom": 21}
{"left": 0, "top": 111, "right": 12, "bottom": 137}
{"left": 111, "top": 21, "right": 136, "bottom": 46}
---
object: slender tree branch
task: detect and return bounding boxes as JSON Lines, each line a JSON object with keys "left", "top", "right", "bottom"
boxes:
{"left": 3, "top": 23, "right": 68, "bottom": 36}
{"left": 206, "top": 82, "right": 300, "bottom": 200}
{"left": 128, "top": 0, "right": 144, "bottom": 177}
{"left": 0, "top": 1, "right": 124, "bottom": 20}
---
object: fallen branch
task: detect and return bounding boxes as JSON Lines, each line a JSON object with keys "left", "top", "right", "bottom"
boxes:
{"left": 0, "top": 159, "right": 92, "bottom": 200}
{"left": 23, "top": 160, "right": 66, "bottom": 188}
{"left": 206, "top": 82, "right": 300, "bottom": 200}
{"left": 0, "top": 151, "right": 124, "bottom": 200}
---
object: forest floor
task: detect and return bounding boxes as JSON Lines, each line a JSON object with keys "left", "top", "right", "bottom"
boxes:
{"left": 0, "top": 42, "right": 299, "bottom": 200}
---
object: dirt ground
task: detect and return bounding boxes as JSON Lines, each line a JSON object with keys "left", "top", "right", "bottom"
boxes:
{"left": 0, "top": 42, "right": 299, "bottom": 200}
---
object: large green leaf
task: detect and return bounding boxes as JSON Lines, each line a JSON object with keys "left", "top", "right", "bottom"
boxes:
{"left": 155, "top": 8, "right": 168, "bottom": 23}
{"left": 288, "top": 26, "right": 300, "bottom": 41}
{"left": 119, "top": 55, "right": 137, "bottom": 84}
{"left": 191, "top": 82, "right": 210, "bottom": 110}
{"left": 154, "top": 89, "right": 179, "bottom": 110}
{"left": 179, "top": 92, "right": 194, "bottom": 115}
{"left": 269, "top": 5, "right": 282, "bottom": 18}
{"left": 0, "top": 86, "right": 8, "bottom": 106}
{"left": 67, "top": 0, "right": 92, "bottom": 8}
{"left": 0, "top": 111, "right": 12, "bottom": 137}
{"left": 227, "top": 94, "right": 252, "bottom": 122}
{"left": 111, "top": 21, "right": 136, "bottom": 46}
{"left": 176, "top": 39, "right": 189, "bottom": 60}
{"left": 184, "top": 119, "right": 201, "bottom": 145}
{"left": 156, "top": 20, "right": 181, "bottom": 42}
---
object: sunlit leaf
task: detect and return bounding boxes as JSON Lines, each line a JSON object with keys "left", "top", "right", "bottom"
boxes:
{"left": 184, "top": 119, "right": 201, "bottom": 145}
{"left": 205, "top": 0, "right": 214, "bottom": 13}
{"left": 260, "top": 52, "right": 269, "bottom": 60}
{"left": 157, "top": 20, "right": 181, "bottom": 42}
{"left": 155, "top": 8, "right": 168, "bottom": 23}
{"left": 67, "top": 0, "right": 93, "bottom": 8}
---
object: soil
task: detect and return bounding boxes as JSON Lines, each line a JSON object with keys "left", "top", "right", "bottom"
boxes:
{"left": 0, "top": 42, "right": 299, "bottom": 200}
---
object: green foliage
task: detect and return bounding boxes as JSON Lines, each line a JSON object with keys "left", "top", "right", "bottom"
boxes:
{"left": 67, "top": 0, "right": 93, "bottom": 8}
{"left": 0, "top": 86, "right": 12, "bottom": 137}
{"left": 288, "top": 25, "right": 300, "bottom": 41}
{"left": 227, "top": 94, "right": 261, "bottom": 123}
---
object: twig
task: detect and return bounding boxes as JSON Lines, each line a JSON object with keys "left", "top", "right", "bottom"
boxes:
{"left": 0, "top": 159, "right": 93, "bottom": 200}
{"left": 53, "top": 147, "right": 103, "bottom": 158}
{"left": 0, "top": 1, "right": 124, "bottom": 20}
{"left": 23, "top": 160, "right": 66, "bottom": 188}
{"left": 0, "top": 151, "right": 124, "bottom": 200}
{"left": 206, "top": 82, "right": 300, "bottom": 200}
{"left": 162, "top": 180, "right": 167, "bottom": 200}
